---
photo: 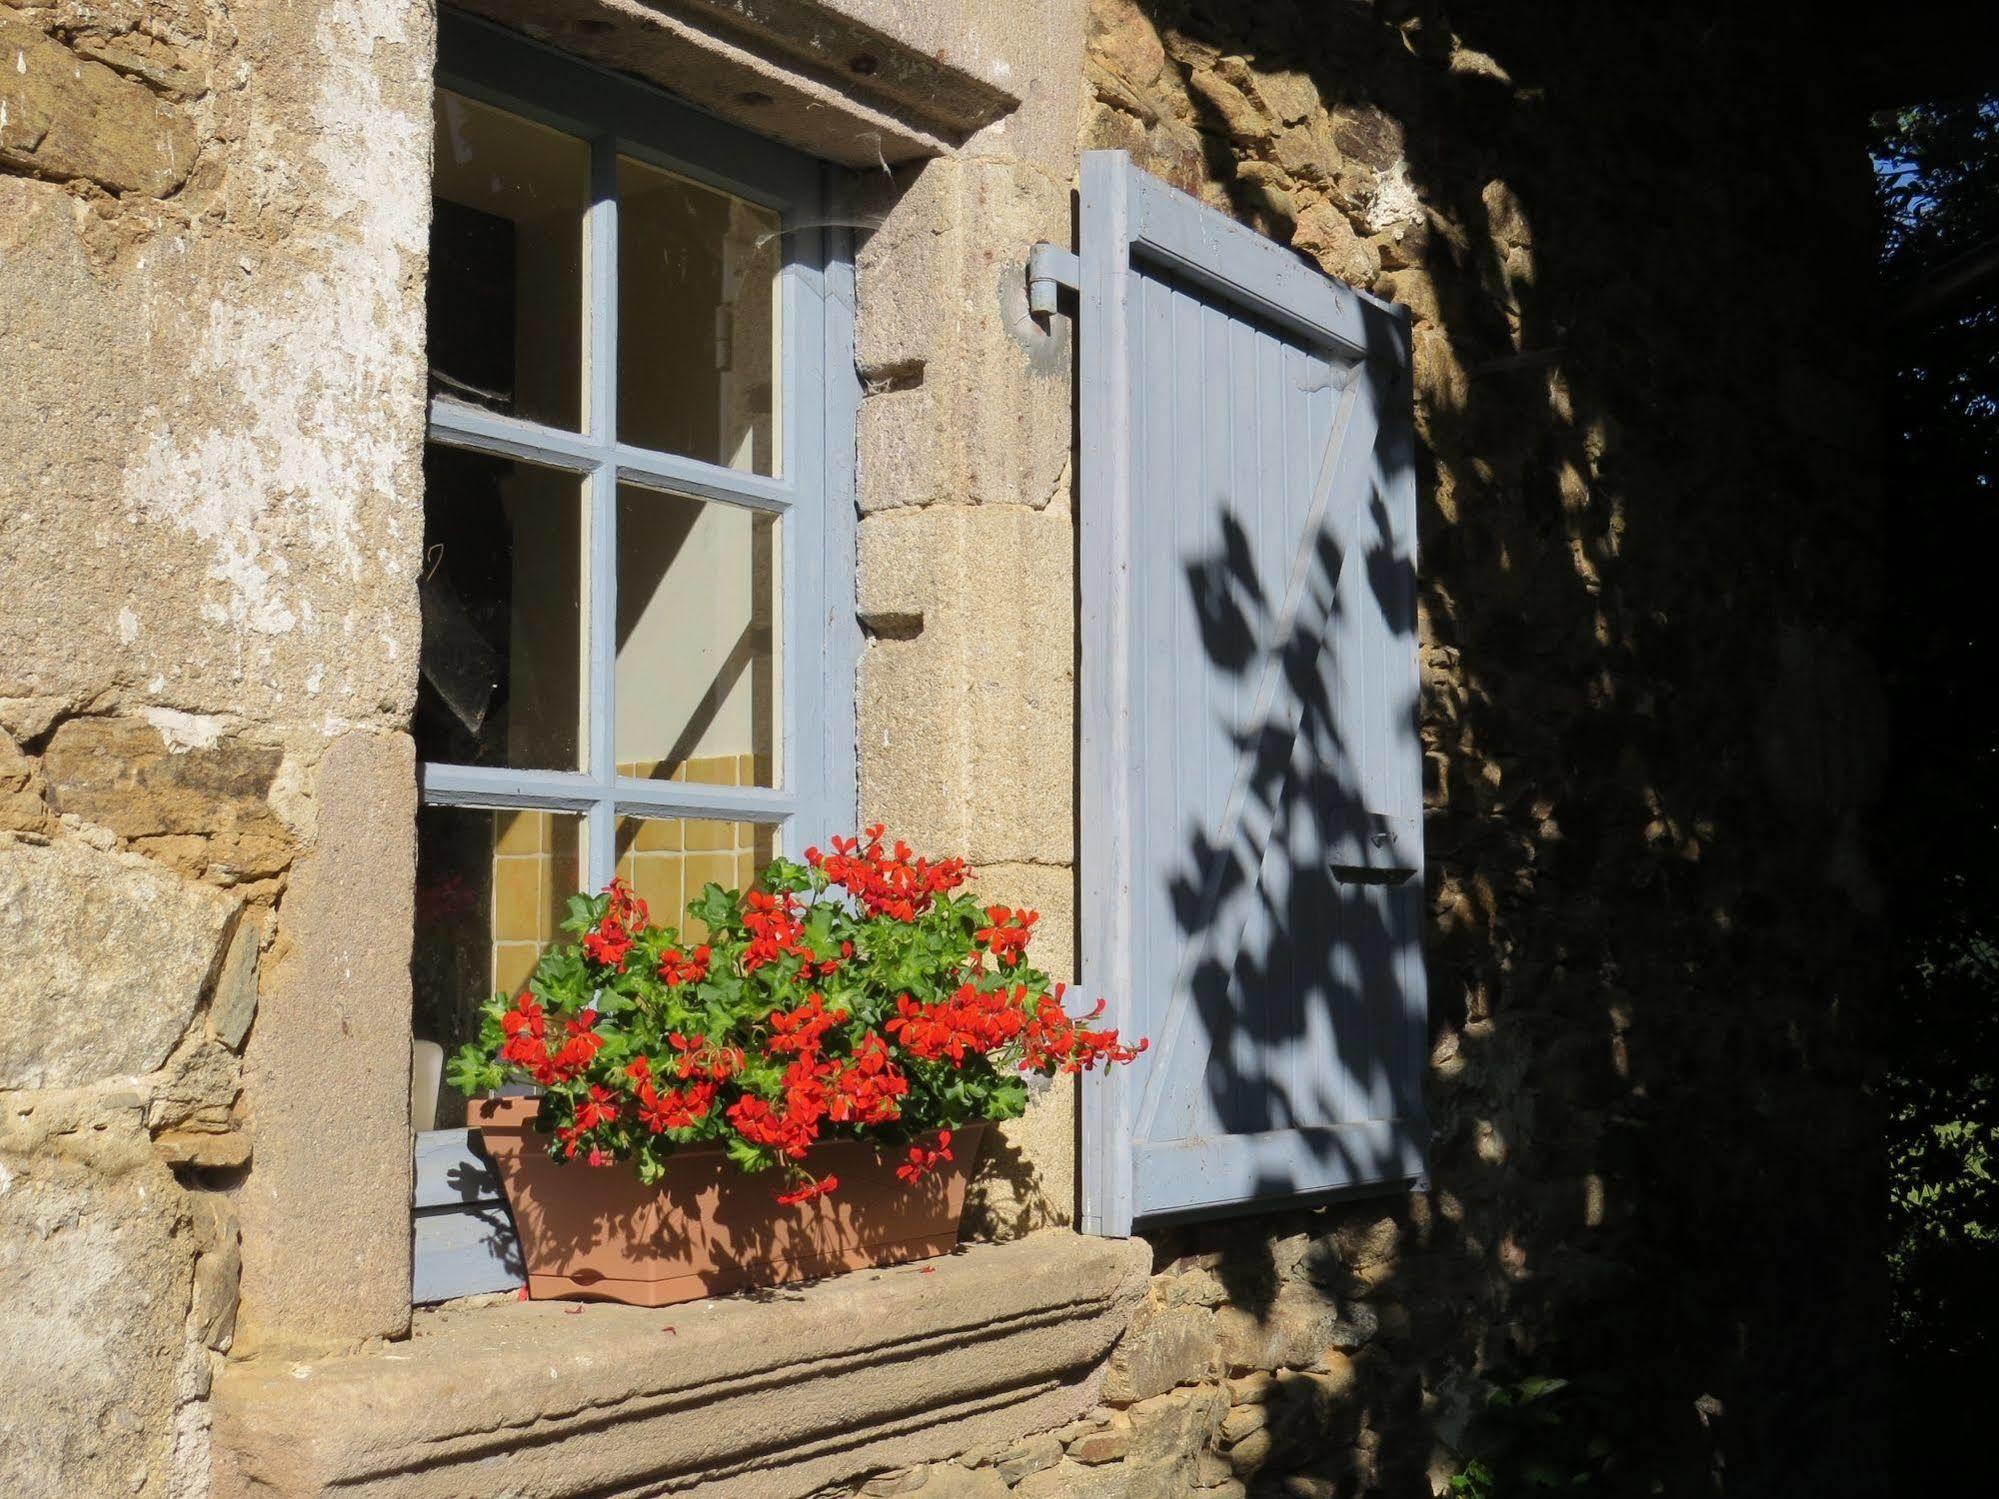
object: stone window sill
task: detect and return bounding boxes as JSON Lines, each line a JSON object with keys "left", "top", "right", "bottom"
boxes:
{"left": 213, "top": 1230, "right": 1148, "bottom": 1498}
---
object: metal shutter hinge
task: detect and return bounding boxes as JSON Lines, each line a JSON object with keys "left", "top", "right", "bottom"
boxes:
{"left": 1027, "top": 242, "right": 1080, "bottom": 319}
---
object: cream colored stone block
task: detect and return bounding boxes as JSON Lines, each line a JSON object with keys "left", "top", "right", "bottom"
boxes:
{"left": 854, "top": 160, "right": 1073, "bottom": 514}
{"left": 858, "top": 505, "right": 1074, "bottom": 865}
{"left": 237, "top": 731, "right": 416, "bottom": 1352}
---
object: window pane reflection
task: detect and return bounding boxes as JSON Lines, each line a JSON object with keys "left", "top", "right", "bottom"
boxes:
{"left": 430, "top": 91, "right": 588, "bottom": 431}
{"left": 614, "top": 484, "right": 779, "bottom": 788}
{"left": 617, "top": 155, "right": 781, "bottom": 474}
{"left": 416, "top": 447, "right": 585, "bottom": 773}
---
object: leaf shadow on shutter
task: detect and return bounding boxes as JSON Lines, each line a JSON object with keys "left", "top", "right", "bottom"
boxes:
{"left": 1154, "top": 303, "right": 1425, "bottom": 1210}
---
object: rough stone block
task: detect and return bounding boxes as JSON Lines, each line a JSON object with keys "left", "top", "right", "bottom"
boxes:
{"left": 0, "top": 833, "right": 237, "bottom": 1089}
{"left": 1066, "top": 1413, "right": 1133, "bottom": 1463}
{"left": 43, "top": 717, "right": 292, "bottom": 879}
{"left": 1102, "top": 1302, "right": 1219, "bottom": 1402}
{"left": 0, "top": 729, "right": 50, "bottom": 834}
{"left": 993, "top": 1433, "right": 1062, "bottom": 1484}
{"left": 215, "top": 1232, "right": 1151, "bottom": 1498}
{"left": 1127, "top": 1384, "right": 1226, "bottom": 1465}
{"left": 0, "top": 1102, "right": 199, "bottom": 1499}
{"left": 0, "top": 19, "right": 197, "bottom": 195}
{"left": 208, "top": 908, "right": 266, "bottom": 1050}
{"left": 1213, "top": 1285, "right": 1360, "bottom": 1371}
{"left": 909, "top": 1464, "right": 1008, "bottom": 1498}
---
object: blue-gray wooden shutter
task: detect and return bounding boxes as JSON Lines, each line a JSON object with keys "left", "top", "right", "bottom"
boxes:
{"left": 1077, "top": 151, "right": 1427, "bottom": 1236}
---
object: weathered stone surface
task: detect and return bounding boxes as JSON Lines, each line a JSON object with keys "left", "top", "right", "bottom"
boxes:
{"left": 208, "top": 908, "right": 265, "bottom": 1049}
{"left": 42, "top": 717, "right": 292, "bottom": 879}
{"left": 1127, "top": 1384, "right": 1226, "bottom": 1464}
{"left": 906, "top": 1464, "right": 1008, "bottom": 1498}
{"left": 235, "top": 731, "right": 416, "bottom": 1352}
{"left": 853, "top": 158, "right": 1072, "bottom": 515}
{"left": 0, "top": 19, "right": 197, "bottom": 195}
{"left": 993, "top": 1433, "right": 1062, "bottom": 1484}
{"left": 0, "top": 1101, "right": 199, "bottom": 1499}
{"left": 1291, "top": 201, "right": 1380, "bottom": 288}
{"left": 0, "top": 833, "right": 236, "bottom": 1089}
{"left": 1102, "top": 1302, "right": 1218, "bottom": 1402}
{"left": 1066, "top": 1412, "right": 1133, "bottom": 1463}
{"left": 1086, "top": 0, "right": 1165, "bottom": 92}
{"left": 0, "top": 729, "right": 49, "bottom": 833}
{"left": 1213, "top": 1286, "right": 1356, "bottom": 1371}
{"left": 214, "top": 1232, "right": 1151, "bottom": 1498}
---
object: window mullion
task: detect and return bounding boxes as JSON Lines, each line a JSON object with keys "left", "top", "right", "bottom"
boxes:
{"left": 584, "top": 133, "right": 621, "bottom": 892}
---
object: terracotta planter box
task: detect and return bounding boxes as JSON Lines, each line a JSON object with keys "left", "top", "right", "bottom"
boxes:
{"left": 473, "top": 1097, "right": 987, "bottom": 1307}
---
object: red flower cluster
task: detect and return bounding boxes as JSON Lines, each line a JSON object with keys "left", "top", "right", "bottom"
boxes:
{"left": 499, "top": 997, "right": 604, "bottom": 1086}
{"left": 581, "top": 879, "right": 649, "bottom": 969}
{"left": 657, "top": 943, "right": 711, "bottom": 988}
{"left": 626, "top": 1057, "right": 717, "bottom": 1134}
{"left": 886, "top": 984, "right": 1027, "bottom": 1064}
{"left": 805, "top": 825, "right": 967, "bottom": 921}
{"left": 767, "top": 993, "right": 845, "bottom": 1055}
{"left": 557, "top": 1083, "right": 621, "bottom": 1157}
{"left": 741, "top": 889, "right": 831, "bottom": 974}
{"left": 974, "top": 906, "right": 1038, "bottom": 968}
{"left": 895, "top": 1130, "right": 955, "bottom": 1185}
{"left": 1020, "top": 985, "right": 1147, "bottom": 1073}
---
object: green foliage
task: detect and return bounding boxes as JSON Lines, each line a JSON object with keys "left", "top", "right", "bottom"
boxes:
{"left": 1448, "top": 1376, "right": 1620, "bottom": 1497}
{"left": 1872, "top": 93, "right": 1999, "bottom": 1391}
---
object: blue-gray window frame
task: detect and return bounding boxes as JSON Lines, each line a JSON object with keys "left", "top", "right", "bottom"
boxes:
{"left": 422, "top": 11, "right": 859, "bottom": 883}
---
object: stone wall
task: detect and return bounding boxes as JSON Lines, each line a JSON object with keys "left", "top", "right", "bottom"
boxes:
{"left": 1, "top": 0, "right": 431, "bottom": 1490}
{"left": 858, "top": 0, "right": 1890, "bottom": 1493}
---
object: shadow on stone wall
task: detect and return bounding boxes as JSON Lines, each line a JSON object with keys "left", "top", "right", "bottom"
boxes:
{"left": 1092, "top": 0, "right": 1890, "bottom": 1492}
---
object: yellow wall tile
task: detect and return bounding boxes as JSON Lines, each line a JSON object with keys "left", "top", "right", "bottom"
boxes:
{"left": 492, "top": 809, "right": 546, "bottom": 856}
{"left": 629, "top": 854, "right": 685, "bottom": 931}
{"left": 492, "top": 941, "right": 540, "bottom": 1000}
{"left": 634, "top": 816, "right": 684, "bottom": 852}
{"left": 492, "top": 855, "right": 544, "bottom": 942}
{"left": 684, "top": 816, "right": 735, "bottom": 852}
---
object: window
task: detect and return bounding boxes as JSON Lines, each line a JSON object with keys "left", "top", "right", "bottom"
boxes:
{"left": 411, "top": 15, "right": 856, "bottom": 1134}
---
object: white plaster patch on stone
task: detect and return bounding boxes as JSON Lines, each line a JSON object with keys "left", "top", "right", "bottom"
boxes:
{"left": 114, "top": 0, "right": 427, "bottom": 654}
{"left": 142, "top": 706, "right": 225, "bottom": 753}
{"left": 1365, "top": 163, "right": 1424, "bottom": 233}
{"left": 118, "top": 606, "right": 140, "bottom": 644}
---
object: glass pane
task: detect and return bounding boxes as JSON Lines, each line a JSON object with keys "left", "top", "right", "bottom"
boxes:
{"left": 430, "top": 90, "right": 588, "bottom": 431}
{"left": 617, "top": 155, "right": 781, "bottom": 474}
{"left": 416, "top": 447, "right": 585, "bottom": 772}
{"left": 613, "top": 817, "right": 778, "bottom": 943}
{"left": 413, "top": 805, "right": 584, "bottom": 1128}
{"left": 614, "top": 484, "right": 780, "bottom": 787}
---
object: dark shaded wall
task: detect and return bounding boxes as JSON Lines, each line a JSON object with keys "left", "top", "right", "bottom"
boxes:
{"left": 1087, "top": 0, "right": 1889, "bottom": 1491}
